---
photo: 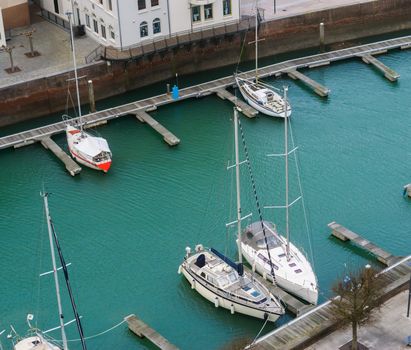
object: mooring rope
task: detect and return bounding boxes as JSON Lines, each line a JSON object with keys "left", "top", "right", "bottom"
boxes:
{"left": 60, "top": 319, "right": 127, "bottom": 342}
{"left": 237, "top": 116, "right": 277, "bottom": 284}
{"left": 249, "top": 313, "right": 270, "bottom": 347}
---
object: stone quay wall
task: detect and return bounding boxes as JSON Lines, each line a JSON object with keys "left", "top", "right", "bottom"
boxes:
{"left": 1, "top": 0, "right": 411, "bottom": 126}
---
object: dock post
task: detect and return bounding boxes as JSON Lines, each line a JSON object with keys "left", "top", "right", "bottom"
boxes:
{"left": 88, "top": 80, "right": 96, "bottom": 113}
{"left": 319, "top": 22, "right": 325, "bottom": 52}
{"left": 166, "top": 83, "right": 170, "bottom": 96}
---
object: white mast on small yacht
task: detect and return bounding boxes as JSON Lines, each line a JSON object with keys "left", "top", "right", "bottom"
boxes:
{"left": 42, "top": 193, "right": 69, "bottom": 350}
{"left": 283, "top": 87, "right": 290, "bottom": 260}
{"left": 234, "top": 107, "right": 242, "bottom": 264}
{"left": 67, "top": 11, "right": 83, "bottom": 135}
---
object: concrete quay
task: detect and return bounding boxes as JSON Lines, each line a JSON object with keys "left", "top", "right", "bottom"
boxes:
{"left": 2, "top": 0, "right": 411, "bottom": 123}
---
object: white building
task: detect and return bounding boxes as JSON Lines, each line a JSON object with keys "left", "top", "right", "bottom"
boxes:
{"left": 37, "top": 0, "right": 240, "bottom": 49}
{"left": 0, "top": 0, "right": 30, "bottom": 46}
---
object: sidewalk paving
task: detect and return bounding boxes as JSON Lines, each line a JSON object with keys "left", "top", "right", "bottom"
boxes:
{"left": 306, "top": 289, "right": 411, "bottom": 349}
{"left": 0, "top": 8, "right": 99, "bottom": 89}
{"left": 241, "top": 0, "right": 374, "bottom": 20}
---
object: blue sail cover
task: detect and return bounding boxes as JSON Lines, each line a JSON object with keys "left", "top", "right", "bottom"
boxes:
{"left": 210, "top": 248, "right": 244, "bottom": 276}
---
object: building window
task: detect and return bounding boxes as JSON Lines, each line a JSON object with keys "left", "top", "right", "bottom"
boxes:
{"left": 140, "top": 21, "right": 148, "bottom": 37}
{"left": 192, "top": 6, "right": 200, "bottom": 22}
{"left": 204, "top": 4, "right": 213, "bottom": 20}
{"left": 138, "top": 0, "right": 146, "bottom": 10}
{"left": 223, "top": 0, "right": 231, "bottom": 15}
{"left": 93, "top": 18, "right": 98, "bottom": 33}
{"left": 153, "top": 18, "right": 161, "bottom": 34}
{"left": 109, "top": 25, "right": 115, "bottom": 40}
{"left": 108, "top": 0, "right": 112, "bottom": 11}
{"left": 85, "top": 14, "right": 90, "bottom": 27}
{"left": 101, "top": 25, "right": 106, "bottom": 38}
{"left": 151, "top": 0, "right": 159, "bottom": 6}
{"left": 99, "top": 0, "right": 103, "bottom": 5}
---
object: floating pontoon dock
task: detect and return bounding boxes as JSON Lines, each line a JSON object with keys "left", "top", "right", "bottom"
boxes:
{"left": 1, "top": 35, "right": 411, "bottom": 174}
{"left": 249, "top": 255, "right": 411, "bottom": 350}
{"left": 125, "top": 314, "right": 179, "bottom": 350}
{"left": 329, "top": 221, "right": 399, "bottom": 266}
{"left": 244, "top": 266, "right": 314, "bottom": 316}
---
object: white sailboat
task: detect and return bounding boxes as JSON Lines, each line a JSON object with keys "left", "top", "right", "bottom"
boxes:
{"left": 178, "top": 108, "right": 285, "bottom": 322}
{"left": 239, "top": 88, "right": 318, "bottom": 305}
{"left": 65, "top": 12, "right": 112, "bottom": 173}
{"left": 235, "top": 2, "right": 291, "bottom": 118}
{"left": 8, "top": 192, "right": 87, "bottom": 350}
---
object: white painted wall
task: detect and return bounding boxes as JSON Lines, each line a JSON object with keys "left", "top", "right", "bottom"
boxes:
{"left": 169, "top": 0, "right": 240, "bottom": 34}
{"left": 38, "top": 0, "right": 240, "bottom": 49}
{"left": 0, "top": 7, "right": 5, "bottom": 47}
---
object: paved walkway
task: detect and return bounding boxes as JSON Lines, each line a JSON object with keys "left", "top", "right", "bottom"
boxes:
{"left": 306, "top": 289, "right": 411, "bottom": 349}
{"left": 241, "top": 0, "right": 374, "bottom": 20}
{"left": 0, "top": 6, "right": 98, "bottom": 89}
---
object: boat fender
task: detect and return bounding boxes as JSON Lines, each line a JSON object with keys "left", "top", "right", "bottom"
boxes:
{"left": 252, "top": 262, "right": 256, "bottom": 272}
{"left": 263, "top": 312, "right": 268, "bottom": 320}
{"left": 230, "top": 304, "right": 235, "bottom": 314}
{"left": 263, "top": 271, "right": 267, "bottom": 280}
{"left": 191, "top": 279, "right": 195, "bottom": 289}
{"left": 185, "top": 246, "right": 191, "bottom": 258}
{"left": 177, "top": 265, "right": 182, "bottom": 274}
{"left": 214, "top": 297, "right": 219, "bottom": 308}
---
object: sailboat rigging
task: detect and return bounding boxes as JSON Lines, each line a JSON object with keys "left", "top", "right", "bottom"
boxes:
{"left": 178, "top": 108, "right": 284, "bottom": 321}
{"left": 239, "top": 88, "right": 318, "bottom": 305}
{"left": 8, "top": 193, "right": 87, "bottom": 350}
{"left": 64, "top": 11, "right": 112, "bottom": 173}
{"left": 235, "top": 1, "right": 291, "bottom": 118}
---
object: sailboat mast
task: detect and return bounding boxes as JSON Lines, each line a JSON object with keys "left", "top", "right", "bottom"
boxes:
{"left": 42, "top": 193, "right": 69, "bottom": 350}
{"left": 234, "top": 107, "right": 243, "bottom": 264}
{"left": 67, "top": 11, "right": 83, "bottom": 133}
{"left": 284, "top": 87, "right": 290, "bottom": 260}
{"left": 255, "top": 5, "right": 258, "bottom": 84}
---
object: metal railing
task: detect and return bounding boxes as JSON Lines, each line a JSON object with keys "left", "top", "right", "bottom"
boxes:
{"left": 102, "top": 17, "right": 256, "bottom": 62}
{"left": 85, "top": 45, "right": 104, "bottom": 64}
{"left": 40, "top": 9, "right": 70, "bottom": 31}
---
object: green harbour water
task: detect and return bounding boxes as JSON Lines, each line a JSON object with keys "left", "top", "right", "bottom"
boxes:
{"left": 1, "top": 48, "right": 411, "bottom": 350}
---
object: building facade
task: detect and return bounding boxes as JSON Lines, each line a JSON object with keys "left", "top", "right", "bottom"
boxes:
{"left": 0, "top": 0, "right": 30, "bottom": 45}
{"left": 37, "top": 0, "right": 239, "bottom": 49}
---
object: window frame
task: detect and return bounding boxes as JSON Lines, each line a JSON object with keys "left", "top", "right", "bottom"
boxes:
{"left": 138, "top": 0, "right": 146, "bottom": 10}
{"left": 140, "top": 21, "right": 149, "bottom": 38}
{"left": 192, "top": 5, "right": 201, "bottom": 22}
{"left": 152, "top": 18, "right": 161, "bottom": 34}
{"left": 204, "top": 4, "right": 213, "bottom": 20}
{"left": 222, "top": 0, "right": 232, "bottom": 16}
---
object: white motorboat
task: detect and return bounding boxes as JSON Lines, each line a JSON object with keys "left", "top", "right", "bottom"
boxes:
{"left": 64, "top": 13, "right": 112, "bottom": 173}
{"left": 178, "top": 107, "right": 284, "bottom": 321}
{"left": 179, "top": 245, "right": 284, "bottom": 321}
{"left": 235, "top": 1, "right": 291, "bottom": 118}
{"left": 239, "top": 88, "right": 318, "bottom": 305}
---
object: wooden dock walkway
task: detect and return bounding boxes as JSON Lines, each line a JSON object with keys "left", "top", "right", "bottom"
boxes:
{"left": 249, "top": 255, "right": 411, "bottom": 350}
{"left": 244, "top": 266, "right": 314, "bottom": 316}
{"left": 286, "top": 69, "right": 330, "bottom": 97}
{"left": 40, "top": 137, "right": 81, "bottom": 176}
{"left": 1, "top": 35, "right": 411, "bottom": 153}
{"left": 359, "top": 53, "right": 400, "bottom": 81}
{"left": 215, "top": 88, "right": 258, "bottom": 118}
{"left": 134, "top": 111, "right": 180, "bottom": 146}
{"left": 328, "top": 221, "right": 399, "bottom": 266}
{"left": 125, "top": 314, "right": 179, "bottom": 350}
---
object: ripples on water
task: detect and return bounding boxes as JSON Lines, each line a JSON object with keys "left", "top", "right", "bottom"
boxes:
{"left": 1, "top": 50, "right": 411, "bottom": 349}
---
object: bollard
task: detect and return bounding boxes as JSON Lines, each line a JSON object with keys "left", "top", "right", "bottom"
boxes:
{"left": 88, "top": 80, "right": 96, "bottom": 113}
{"left": 166, "top": 83, "right": 170, "bottom": 96}
{"left": 319, "top": 22, "right": 325, "bottom": 52}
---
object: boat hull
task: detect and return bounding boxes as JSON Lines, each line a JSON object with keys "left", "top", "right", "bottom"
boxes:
{"left": 66, "top": 126, "right": 112, "bottom": 173}
{"left": 241, "top": 245, "right": 318, "bottom": 305}
{"left": 235, "top": 77, "right": 292, "bottom": 118}
{"left": 180, "top": 264, "right": 281, "bottom": 322}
